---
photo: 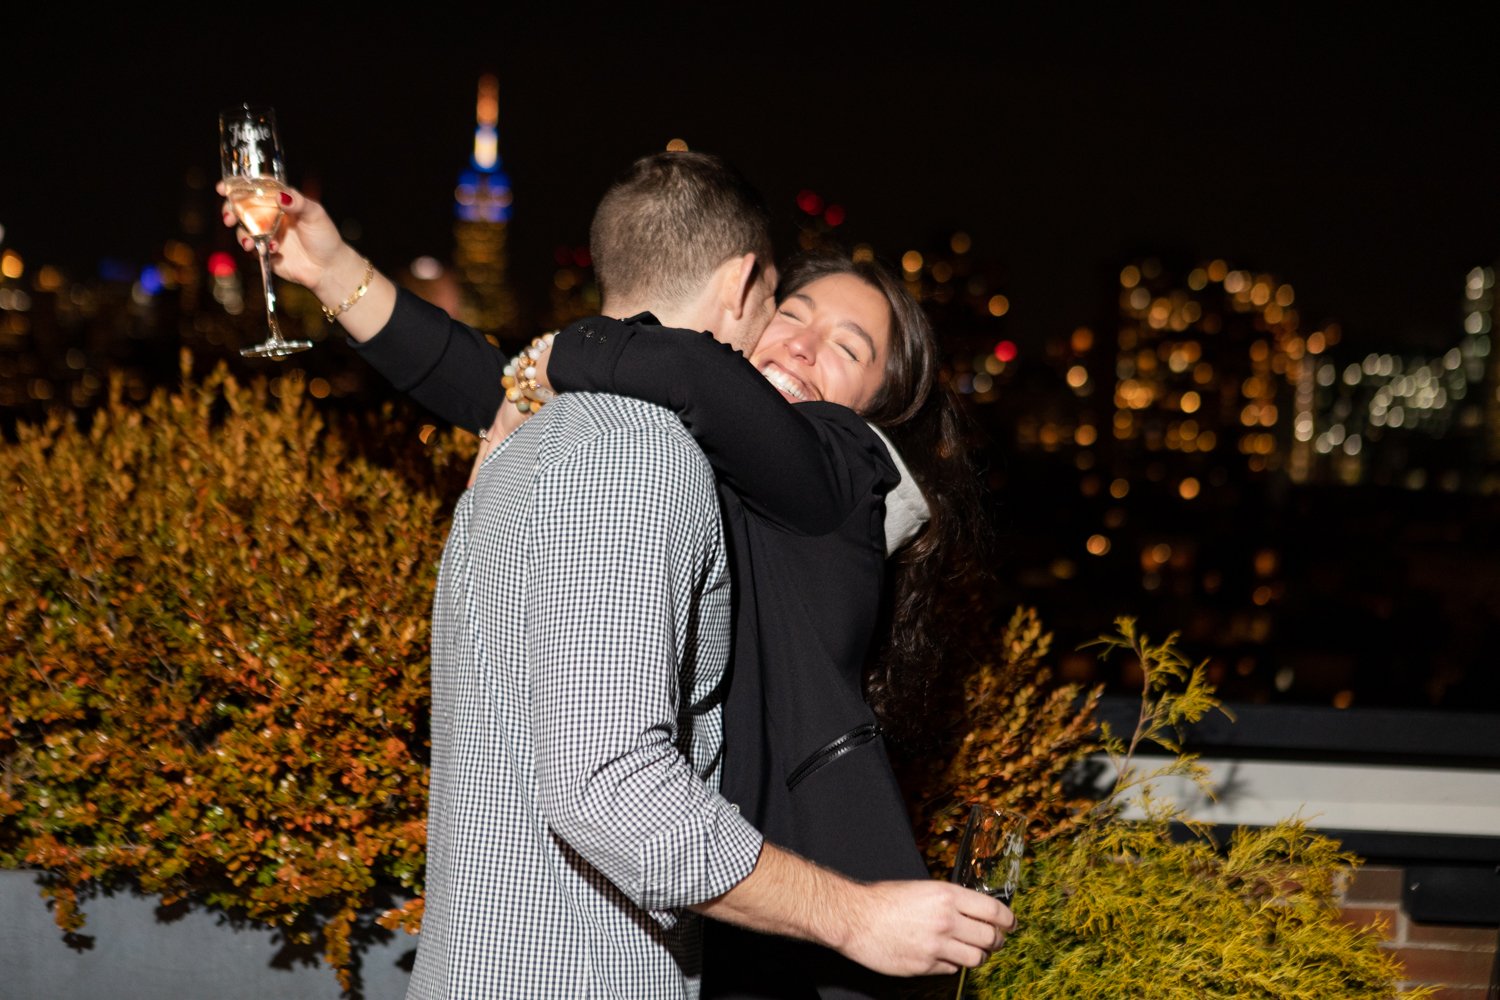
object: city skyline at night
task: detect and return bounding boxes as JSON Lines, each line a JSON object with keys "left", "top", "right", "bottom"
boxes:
{"left": 5, "top": 18, "right": 1500, "bottom": 997}
{"left": 4, "top": 6, "right": 1500, "bottom": 718}
{"left": 4, "top": 4, "right": 1499, "bottom": 353}
{"left": 3, "top": 67, "right": 1499, "bottom": 715}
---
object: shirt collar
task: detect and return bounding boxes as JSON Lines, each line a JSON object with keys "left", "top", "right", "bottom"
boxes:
{"left": 863, "top": 423, "right": 932, "bottom": 556}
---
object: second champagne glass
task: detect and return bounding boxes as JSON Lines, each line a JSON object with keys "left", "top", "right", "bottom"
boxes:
{"left": 220, "top": 104, "right": 312, "bottom": 358}
{"left": 950, "top": 805, "right": 1026, "bottom": 998}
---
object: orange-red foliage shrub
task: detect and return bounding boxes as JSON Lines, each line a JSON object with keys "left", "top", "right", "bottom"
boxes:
{"left": 0, "top": 362, "right": 467, "bottom": 987}
{"left": 909, "top": 606, "right": 1103, "bottom": 873}
{"left": 0, "top": 359, "right": 1106, "bottom": 991}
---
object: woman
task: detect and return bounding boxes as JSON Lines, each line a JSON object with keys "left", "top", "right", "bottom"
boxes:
{"left": 494, "top": 251, "right": 988, "bottom": 998}
{"left": 511, "top": 250, "right": 981, "bottom": 847}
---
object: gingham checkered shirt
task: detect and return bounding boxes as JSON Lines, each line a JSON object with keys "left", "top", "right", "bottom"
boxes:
{"left": 407, "top": 392, "right": 764, "bottom": 1000}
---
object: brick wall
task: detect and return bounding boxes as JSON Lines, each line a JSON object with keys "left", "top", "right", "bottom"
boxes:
{"left": 1339, "top": 865, "right": 1499, "bottom": 999}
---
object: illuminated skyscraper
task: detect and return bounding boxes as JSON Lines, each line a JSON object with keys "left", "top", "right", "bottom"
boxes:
{"left": 1463, "top": 265, "right": 1500, "bottom": 464}
{"left": 452, "top": 74, "right": 519, "bottom": 337}
{"left": 1293, "top": 269, "right": 1477, "bottom": 492}
{"left": 1109, "top": 258, "right": 1325, "bottom": 486}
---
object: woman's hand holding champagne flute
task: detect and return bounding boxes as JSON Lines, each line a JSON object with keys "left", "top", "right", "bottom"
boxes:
{"left": 218, "top": 115, "right": 396, "bottom": 349}
{"left": 219, "top": 104, "right": 312, "bottom": 358}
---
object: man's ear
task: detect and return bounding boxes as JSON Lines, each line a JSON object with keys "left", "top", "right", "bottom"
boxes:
{"left": 720, "top": 252, "right": 762, "bottom": 320}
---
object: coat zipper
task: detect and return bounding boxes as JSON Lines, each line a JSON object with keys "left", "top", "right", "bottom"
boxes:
{"left": 786, "top": 723, "right": 882, "bottom": 790}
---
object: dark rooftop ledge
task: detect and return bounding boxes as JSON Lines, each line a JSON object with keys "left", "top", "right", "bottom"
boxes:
{"left": 1095, "top": 695, "right": 1500, "bottom": 768}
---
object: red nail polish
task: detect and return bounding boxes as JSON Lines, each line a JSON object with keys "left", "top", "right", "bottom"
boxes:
{"left": 279, "top": 192, "right": 293, "bottom": 206}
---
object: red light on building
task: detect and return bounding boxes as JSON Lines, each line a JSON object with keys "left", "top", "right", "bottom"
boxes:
{"left": 994, "top": 340, "right": 1018, "bottom": 363}
{"left": 796, "top": 190, "right": 824, "bottom": 216}
{"left": 823, "top": 204, "right": 845, "bottom": 227}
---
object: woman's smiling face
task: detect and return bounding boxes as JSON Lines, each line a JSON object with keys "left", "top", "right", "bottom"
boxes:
{"left": 748, "top": 273, "right": 892, "bottom": 413}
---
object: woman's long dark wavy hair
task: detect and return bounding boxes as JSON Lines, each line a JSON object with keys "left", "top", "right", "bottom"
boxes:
{"left": 775, "top": 250, "right": 991, "bottom": 752}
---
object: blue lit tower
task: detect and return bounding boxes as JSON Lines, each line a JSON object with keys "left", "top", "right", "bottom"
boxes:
{"left": 453, "top": 74, "right": 519, "bottom": 335}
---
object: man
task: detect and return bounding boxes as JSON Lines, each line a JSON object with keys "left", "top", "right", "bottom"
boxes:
{"left": 228, "top": 151, "right": 1010, "bottom": 996}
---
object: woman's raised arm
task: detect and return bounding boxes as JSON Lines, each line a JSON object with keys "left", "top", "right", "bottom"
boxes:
{"left": 219, "top": 185, "right": 509, "bottom": 432}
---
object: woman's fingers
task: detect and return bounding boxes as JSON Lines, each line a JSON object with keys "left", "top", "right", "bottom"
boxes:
{"left": 219, "top": 185, "right": 304, "bottom": 225}
{"left": 220, "top": 185, "right": 307, "bottom": 253}
{"left": 467, "top": 400, "right": 537, "bottom": 487}
{"left": 468, "top": 434, "right": 497, "bottom": 488}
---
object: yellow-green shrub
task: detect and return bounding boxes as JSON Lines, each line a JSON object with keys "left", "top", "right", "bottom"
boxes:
{"left": 965, "top": 620, "right": 1431, "bottom": 999}
{"left": 975, "top": 815, "right": 1430, "bottom": 999}
{"left": 0, "top": 360, "right": 465, "bottom": 988}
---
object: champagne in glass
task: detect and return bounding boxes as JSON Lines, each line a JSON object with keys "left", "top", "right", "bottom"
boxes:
{"left": 220, "top": 104, "right": 311, "bottom": 358}
{"left": 950, "top": 805, "right": 1026, "bottom": 998}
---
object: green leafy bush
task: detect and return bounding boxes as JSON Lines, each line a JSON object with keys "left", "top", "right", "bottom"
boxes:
{"left": 0, "top": 359, "right": 466, "bottom": 988}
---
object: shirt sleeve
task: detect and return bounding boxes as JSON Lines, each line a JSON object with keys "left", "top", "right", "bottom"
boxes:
{"left": 526, "top": 411, "right": 763, "bottom": 912}
{"left": 347, "top": 288, "right": 507, "bottom": 433}
{"left": 548, "top": 317, "right": 884, "bottom": 534}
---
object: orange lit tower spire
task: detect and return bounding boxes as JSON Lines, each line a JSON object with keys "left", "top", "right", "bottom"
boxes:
{"left": 453, "top": 74, "right": 519, "bottom": 336}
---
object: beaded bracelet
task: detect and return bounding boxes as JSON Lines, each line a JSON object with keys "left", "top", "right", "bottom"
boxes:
{"left": 321, "top": 258, "right": 376, "bottom": 322}
{"left": 502, "top": 331, "right": 558, "bottom": 414}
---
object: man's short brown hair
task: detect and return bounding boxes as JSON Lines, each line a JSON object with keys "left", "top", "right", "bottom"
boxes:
{"left": 589, "top": 150, "right": 774, "bottom": 308}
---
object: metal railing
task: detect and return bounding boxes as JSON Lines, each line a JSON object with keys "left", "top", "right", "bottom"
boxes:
{"left": 1090, "top": 695, "right": 1500, "bottom": 924}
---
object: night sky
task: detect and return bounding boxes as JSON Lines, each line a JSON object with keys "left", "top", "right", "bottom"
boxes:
{"left": 6, "top": 4, "right": 1499, "bottom": 351}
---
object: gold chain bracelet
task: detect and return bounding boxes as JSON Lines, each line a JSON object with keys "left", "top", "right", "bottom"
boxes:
{"left": 322, "top": 258, "right": 376, "bottom": 322}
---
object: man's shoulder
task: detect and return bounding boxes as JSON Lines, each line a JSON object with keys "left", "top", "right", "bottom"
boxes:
{"left": 536, "top": 393, "right": 709, "bottom": 471}
{"left": 542, "top": 391, "right": 688, "bottom": 435}
{"left": 528, "top": 395, "right": 723, "bottom": 541}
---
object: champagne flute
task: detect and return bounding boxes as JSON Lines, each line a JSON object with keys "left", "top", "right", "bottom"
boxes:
{"left": 950, "top": 805, "right": 1026, "bottom": 998}
{"left": 220, "top": 104, "right": 311, "bottom": 358}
